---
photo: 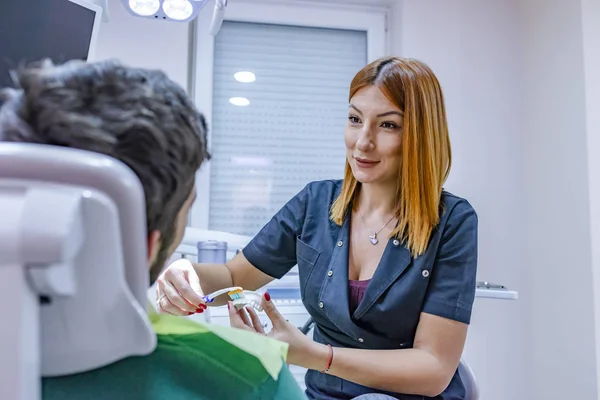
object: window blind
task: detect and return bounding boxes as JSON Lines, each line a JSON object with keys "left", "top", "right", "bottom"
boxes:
{"left": 209, "top": 21, "right": 367, "bottom": 236}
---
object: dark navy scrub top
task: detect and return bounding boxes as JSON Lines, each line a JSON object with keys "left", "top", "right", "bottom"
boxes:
{"left": 243, "top": 180, "right": 478, "bottom": 400}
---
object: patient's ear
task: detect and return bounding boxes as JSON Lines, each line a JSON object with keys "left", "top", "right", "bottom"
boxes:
{"left": 147, "top": 230, "right": 162, "bottom": 266}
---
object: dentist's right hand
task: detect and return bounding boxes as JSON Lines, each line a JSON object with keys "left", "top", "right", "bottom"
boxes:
{"left": 155, "top": 258, "right": 207, "bottom": 316}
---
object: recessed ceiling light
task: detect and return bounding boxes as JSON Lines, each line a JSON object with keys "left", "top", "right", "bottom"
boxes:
{"left": 229, "top": 97, "right": 250, "bottom": 106}
{"left": 234, "top": 71, "right": 256, "bottom": 83}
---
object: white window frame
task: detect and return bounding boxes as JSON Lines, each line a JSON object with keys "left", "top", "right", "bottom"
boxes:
{"left": 189, "top": 0, "right": 390, "bottom": 229}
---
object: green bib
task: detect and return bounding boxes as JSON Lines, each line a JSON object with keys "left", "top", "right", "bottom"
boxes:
{"left": 43, "top": 310, "right": 306, "bottom": 400}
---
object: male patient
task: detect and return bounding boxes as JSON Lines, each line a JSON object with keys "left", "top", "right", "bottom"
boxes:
{"left": 0, "top": 60, "right": 305, "bottom": 400}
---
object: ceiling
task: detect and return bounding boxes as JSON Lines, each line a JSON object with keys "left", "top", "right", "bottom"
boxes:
{"left": 290, "top": 0, "right": 395, "bottom": 5}
{"left": 238, "top": 0, "right": 396, "bottom": 8}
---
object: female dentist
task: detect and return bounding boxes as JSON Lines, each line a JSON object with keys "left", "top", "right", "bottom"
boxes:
{"left": 156, "top": 57, "right": 478, "bottom": 400}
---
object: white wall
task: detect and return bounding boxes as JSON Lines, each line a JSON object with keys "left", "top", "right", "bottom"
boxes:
{"left": 390, "top": 1, "right": 529, "bottom": 399}
{"left": 92, "top": 0, "right": 190, "bottom": 90}
{"left": 582, "top": 0, "right": 600, "bottom": 390}
{"left": 393, "top": 1, "right": 600, "bottom": 398}
{"left": 521, "top": 0, "right": 598, "bottom": 398}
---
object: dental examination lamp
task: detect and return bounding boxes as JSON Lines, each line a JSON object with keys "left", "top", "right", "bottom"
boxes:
{"left": 121, "top": 0, "right": 227, "bottom": 35}
{"left": 0, "top": 143, "right": 156, "bottom": 400}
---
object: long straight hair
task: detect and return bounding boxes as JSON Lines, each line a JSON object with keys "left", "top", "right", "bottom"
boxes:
{"left": 330, "top": 57, "right": 452, "bottom": 257}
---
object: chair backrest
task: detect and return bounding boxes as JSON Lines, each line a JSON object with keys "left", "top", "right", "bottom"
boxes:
{"left": 458, "top": 358, "right": 479, "bottom": 400}
{"left": 0, "top": 143, "right": 156, "bottom": 399}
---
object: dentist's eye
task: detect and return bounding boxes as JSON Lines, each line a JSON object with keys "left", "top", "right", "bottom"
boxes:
{"left": 348, "top": 115, "right": 361, "bottom": 124}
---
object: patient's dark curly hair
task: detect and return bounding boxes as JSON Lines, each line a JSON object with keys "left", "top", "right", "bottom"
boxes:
{"left": 0, "top": 59, "right": 210, "bottom": 283}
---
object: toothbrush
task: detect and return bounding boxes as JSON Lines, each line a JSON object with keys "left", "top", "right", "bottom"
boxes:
{"left": 201, "top": 286, "right": 242, "bottom": 304}
{"left": 202, "top": 286, "right": 264, "bottom": 312}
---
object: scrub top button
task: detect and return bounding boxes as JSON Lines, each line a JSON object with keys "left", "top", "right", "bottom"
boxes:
{"left": 337, "top": 241, "right": 343, "bottom": 247}
{"left": 327, "top": 270, "right": 333, "bottom": 277}
{"left": 319, "top": 302, "right": 324, "bottom": 309}
{"left": 393, "top": 239, "right": 400, "bottom": 246}
{"left": 422, "top": 270, "right": 430, "bottom": 278}
{"left": 358, "top": 338, "right": 364, "bottom": 343}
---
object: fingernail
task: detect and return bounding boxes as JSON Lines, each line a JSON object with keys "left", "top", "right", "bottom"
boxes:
{"left": 188, "top": 312, "right": 194, "bottom": 316}
{"left": 196, "top": 308, "right": 204, "bottom": 313}
{"left": 264, "top": 292, "right": 271, "bottom": 302}
{"left": 200, "top": 304, "right": 207, "bottom": 309}
{"left": 227, "top": 302, "right": 231, "bottom": 310}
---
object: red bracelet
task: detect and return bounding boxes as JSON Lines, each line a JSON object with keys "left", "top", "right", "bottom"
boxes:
{"left": 320, "top": 344, "right": 333, "bottom": 373}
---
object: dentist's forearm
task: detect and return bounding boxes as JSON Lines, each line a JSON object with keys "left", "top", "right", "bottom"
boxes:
{"left": 304, "top": 344, "right": 451, "bottom": 397}
{"left": 192, "top": 262, "right": 234, "bottom": 306}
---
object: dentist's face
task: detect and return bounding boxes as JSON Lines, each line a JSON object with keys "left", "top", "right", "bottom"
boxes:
{"left": 345, "top": 85, "right": 404, "bottom": 186}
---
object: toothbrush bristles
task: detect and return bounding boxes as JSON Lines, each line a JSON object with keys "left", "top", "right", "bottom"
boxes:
{"left": 227, "top": 289, "right": 243, "bottom": 301}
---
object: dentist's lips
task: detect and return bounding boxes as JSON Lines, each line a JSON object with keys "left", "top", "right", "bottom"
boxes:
{"left": 354, "top": 157, "right": 379, "bottom": 168}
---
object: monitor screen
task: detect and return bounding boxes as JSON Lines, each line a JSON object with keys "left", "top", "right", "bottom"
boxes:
{"left": 0, "top": 0, "right": 100, "bottom": 88}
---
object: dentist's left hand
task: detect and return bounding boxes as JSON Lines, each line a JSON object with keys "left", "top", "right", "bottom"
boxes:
{"left": 228, "top": 293, "right": 325, "bottom": 369}
{"left": 156, "top": 259, "right": 208, "bottom": 316}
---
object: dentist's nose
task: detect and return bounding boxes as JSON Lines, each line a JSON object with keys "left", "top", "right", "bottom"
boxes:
{"left": 355, "top": 126, "right": 374, "bottom": 152}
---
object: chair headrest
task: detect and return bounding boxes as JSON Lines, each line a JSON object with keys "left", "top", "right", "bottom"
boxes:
{"left": 0, "top": 143, "right": 156, "bottom": 377}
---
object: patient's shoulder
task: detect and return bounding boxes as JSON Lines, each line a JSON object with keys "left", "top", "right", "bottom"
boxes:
{"left": 150, "top": 311, "right": 289, "bottom": 380}
{"left": 43, "top": 315, "right": 306, "bottom": 400}
{"left": 150, "top": 312, "right": 305, "bottom": 398}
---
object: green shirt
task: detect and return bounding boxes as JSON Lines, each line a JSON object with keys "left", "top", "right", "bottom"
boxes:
{"left": 43, "top": 310, "right": 306, "bottom": 400}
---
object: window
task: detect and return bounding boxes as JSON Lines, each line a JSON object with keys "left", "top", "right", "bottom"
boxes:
{"left": 190, "top": 1, "right": 388, "bottom": 234}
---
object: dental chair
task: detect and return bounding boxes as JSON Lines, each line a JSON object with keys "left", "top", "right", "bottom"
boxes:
{"left": 299, "top": 317, "right": 479, "bottom": 400}
{"left": 457, "top": 357, "right": 479, "bottom": 400}
{"left": 0, "top": 143, "right": 155, "bottom": 400}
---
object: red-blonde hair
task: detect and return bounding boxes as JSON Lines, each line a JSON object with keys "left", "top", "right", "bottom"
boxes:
{"left": 330, "top": 57, "right": 452, "bottom": 257}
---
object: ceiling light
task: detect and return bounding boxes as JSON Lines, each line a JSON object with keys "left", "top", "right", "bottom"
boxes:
{"left": 128, "top": 0, "right": 160, "bottom": 16}
{"left": 229, "top": 97, "right": 250, "bottom": 107}
{"left": 163, "top": 0, "right": 193, "bottom": 20}
{"left": 121, "top": 0, "right": 223, "bottom": 28}
{"left": 234, "top": 71, "right": 256, "bottom": 83}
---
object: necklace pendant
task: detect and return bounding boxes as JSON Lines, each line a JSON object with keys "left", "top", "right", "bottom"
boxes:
{"left": 369, "top": 234, "right": 378, "bottom": 245}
